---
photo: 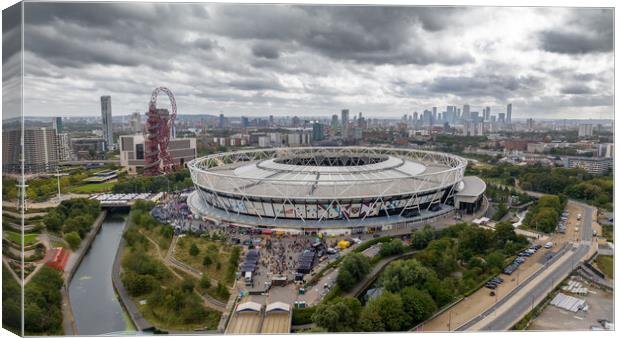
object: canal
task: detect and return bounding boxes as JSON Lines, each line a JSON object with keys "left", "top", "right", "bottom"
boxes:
{"left": 68, "top": 212, "right": 136, "bottom": 335}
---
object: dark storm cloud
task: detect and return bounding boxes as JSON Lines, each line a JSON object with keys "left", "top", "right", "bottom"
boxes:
{"left": 227, "top": 78, "right": 285, "bottom": 91}
{"left": 252, "top": 43, "right": 280, "bottom": 59}
{"left": 210, "top": 5, "right": 473, "bottom": 66}
{"left": 18, "top": 4, "right": 614, "bottom": 119}
{"left": 2, "top": 2, "right": 21, "bottom": 65}
{"left": 424, "top": 74, "right": 543, "bottom": 99}
{"left": 538, "top": 8, "right": 613, "bottom": 54}
{"left": 561, "top": 83, "right": 594, "bottom": 95}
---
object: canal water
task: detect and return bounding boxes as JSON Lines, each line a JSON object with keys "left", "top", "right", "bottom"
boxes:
{"left": 68, "top": 212, "right": 136, "bottom": 335}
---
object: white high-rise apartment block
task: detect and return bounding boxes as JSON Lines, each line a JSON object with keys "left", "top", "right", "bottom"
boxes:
{"left": 578, "top": 124, "right": 594, "bottom": 138}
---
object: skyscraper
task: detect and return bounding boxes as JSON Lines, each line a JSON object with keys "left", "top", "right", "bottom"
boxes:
{"left": 53, "top": 116, "right": 63, "bottom": 133}
{"left": 218, "top": 113, "right": 226, "bottom": 128}
{"left": 341, "top": 109, "right": 350, "bottom": 139}
{"left": 462, "top": 104, "right": 470, "bottom": 121}
{"left": 100, "top": 95, "right": 113, "bottom": 150}
{"left": 507, "top": 103, "right": 512, "bottom": 124}
{"left": 484, "top": 107, "right": 491, "bottom": 121}
{"left": 312, "top": 121, "right": 325, "bottom": 141}
{"left": 330, "top": 114, "right": 339, "bottom": 137}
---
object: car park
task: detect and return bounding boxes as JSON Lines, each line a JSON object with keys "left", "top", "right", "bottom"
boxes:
{"left": 485, "top": 283, "right": 497, "bottom": 289}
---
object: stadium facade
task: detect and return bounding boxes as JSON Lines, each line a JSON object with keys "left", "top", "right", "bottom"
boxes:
{"left": 187, "top": 147, "right": 486, "bottom": 234}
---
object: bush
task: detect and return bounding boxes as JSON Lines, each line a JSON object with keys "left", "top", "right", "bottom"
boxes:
{"left": 199, "top": 274, "right": 211, "bottom": 289}
{"left": 189, "top": 243, "right": 200, "bottom": 256}
{"left": 64, "top": 231, "right": 81, "bottom": 251}
{"left": 203, "top": 255, "right": 212, "bottom": 267}
{"left": 379, "top": 239, "right": 405, "bottom": 257}
{"left": 292, "top": 307, "right": 316, "bottom": 325}
{"left": 122, "top": 271, "right": 157, "bottom": 296}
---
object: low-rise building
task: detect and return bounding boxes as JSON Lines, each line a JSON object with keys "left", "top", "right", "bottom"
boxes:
{"left": 119, "top": 134, "right": 197, "bottom": 175}
{"left": 564, "top": 156, "right": 612, "bottom": 175}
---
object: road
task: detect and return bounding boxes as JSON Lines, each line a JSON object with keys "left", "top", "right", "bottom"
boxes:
{"left": 458, "top": 203, "right": 594, "bottom": 331}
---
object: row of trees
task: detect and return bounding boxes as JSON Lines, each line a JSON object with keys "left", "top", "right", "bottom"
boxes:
{"left": 24, "top": 266, "right": 64, "bottom": 334}
{"left": 43, "top": 198, "right": 101, "bottom": 250}
{"left": 112, "top": 169, "right": 193, "bottom": 193}
{"left": 523, "top": 195, "right": 565, "bottom": 233}
{"left": 318, "top": 221, "right": 528, "bottom": 332}
{"left": 469, "top": 162, "right": 612, "bottom": 211}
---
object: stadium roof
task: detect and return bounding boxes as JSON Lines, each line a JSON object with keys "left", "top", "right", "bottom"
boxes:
{"left": 455, "top": 176, "right": 486, "bottom": 197}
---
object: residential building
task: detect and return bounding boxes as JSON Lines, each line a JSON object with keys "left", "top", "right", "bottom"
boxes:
{"left": 578, "top": 124, "right": 594, "bottom": 138}
{"left": 2, "top": 128, "right": 59, "bottom": 174}
{"left": 100, "top": 95, "right": 114, "bottom": 150}
{"left": 71, "top": 138, "right": 106, "bottom": 160}
{"left": 564, "top": 156, "right": 613, "bottom": 175}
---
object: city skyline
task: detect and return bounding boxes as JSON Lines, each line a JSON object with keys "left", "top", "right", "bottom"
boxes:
{"left": 3, "top": 4, "right": 614, "bottom": 119}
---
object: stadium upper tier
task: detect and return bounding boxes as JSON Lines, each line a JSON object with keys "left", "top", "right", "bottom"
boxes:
{"left": 187, "top": 147, "right": 467, "bottom": 201}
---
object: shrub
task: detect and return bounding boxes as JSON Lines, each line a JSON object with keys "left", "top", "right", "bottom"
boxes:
{"left": 64, "top": 231, "right": 81, "bottom": 251}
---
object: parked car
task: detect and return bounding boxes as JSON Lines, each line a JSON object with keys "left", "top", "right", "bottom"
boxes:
{"left": 544, "top": 242, "right": 553, "bottom": 249}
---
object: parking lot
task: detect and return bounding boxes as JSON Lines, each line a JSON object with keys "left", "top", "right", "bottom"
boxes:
{"left": 528, "top": 282, "right": 613, "bottom": 331}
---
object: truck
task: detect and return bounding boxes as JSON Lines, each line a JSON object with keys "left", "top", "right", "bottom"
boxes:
{"left": 244, "top": 271, "right": 253, "bottom": 286}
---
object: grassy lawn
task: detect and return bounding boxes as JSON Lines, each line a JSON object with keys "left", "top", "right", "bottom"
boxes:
{"left": 50, "top": 240, "right": 67, "bottom": 249}
{"left": 595, "top": 255, "right": 613, "bottom": 279}
{"left": 4, "top": 231, "right": 39, "bottom": 245}
{"left": 69, "top": 181, "right": 115, "bottom": 193}
{"left": 174, "top": 235, "right": 232, "bottom": 286}
{"left": 141, "top": 225, "right": 173, "bottom": 251}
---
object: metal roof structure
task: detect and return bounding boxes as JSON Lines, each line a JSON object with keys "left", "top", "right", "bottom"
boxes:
{"left": 236, "top": 301, "right": 263, "bottom": 313}
{"left": 188, "top": 147, "right": 467, "bottom": 200}
{"left": 187, "top": 147, "right": 480, "bottom": 229}
{"left": 265, "top": 302, "right": 290, "bottom": 313}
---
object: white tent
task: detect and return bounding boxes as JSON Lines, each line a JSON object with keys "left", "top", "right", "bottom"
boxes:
{"left": 236, "top": 301, "right": 262, "bottom": 313}
{"left": 265, "top": 302, "right": 290, "bottom": 313}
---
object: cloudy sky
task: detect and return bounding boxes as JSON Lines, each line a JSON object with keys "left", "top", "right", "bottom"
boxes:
{"left": 4, "top": 3, "right": 615, "bottom": 119}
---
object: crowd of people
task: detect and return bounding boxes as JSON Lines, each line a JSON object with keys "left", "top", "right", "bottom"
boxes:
{"left": 260, "top": 236, "right": 314, "bottom": 277}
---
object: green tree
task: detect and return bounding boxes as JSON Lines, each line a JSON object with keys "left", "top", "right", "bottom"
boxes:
{"left": 189, "top": 243, "right": 200, "bottom": 256}
{"left": 200, "top": 274, "right": 211, "bottom": 289}
{"left": 121, "top": 271, "right": 156, "bottom": 296}
{"left": 311, "top": 297, "right": 361, "bottom": 332}
{"left": 64, "top": 231, "right": 81, "bottom": 250}
{"left": 203, "top": 255, "right": 213, "bottom": 267}
{"left": 380, "top": 258, "right": 435, "bottom": 293}
{"left": 336, "top": 253, "right": 371, "bottom": 291}
{"left": 359, "top": 292, "right": 406, "bottom": 331}
{"left": 400, "top": 287, "right": 437, "bottom": 325}
{"left": 411, "top": 224, "right": 434, "bottom": 250}
{"left": 43, "top": 210, "right": 64, "bottom": 233}
{"left": 379, "top": 239, "right": 405, "bottom": 257}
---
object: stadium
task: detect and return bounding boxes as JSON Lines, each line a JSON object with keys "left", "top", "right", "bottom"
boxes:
{"left": 187, "top": 147, "right": 486, "bottom": 234}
